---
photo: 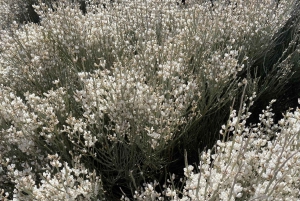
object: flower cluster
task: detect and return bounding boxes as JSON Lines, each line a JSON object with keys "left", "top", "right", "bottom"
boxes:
{"left": 0, "top": 84, "right": 104, "bottom": 199}
{"left": 2, "top": 154, "right": 102, "bottom": 200}
{"left": 0, "top": 0, "right": 25, "bottom": 30}
{"left": 76, "top": 60, "right": 198, "bottom": 149}
{"left": 185, "top": 101, "right": 300, "bottom": 200}
{"left": 132, "top": 98, "right": 300, "bottom": 200}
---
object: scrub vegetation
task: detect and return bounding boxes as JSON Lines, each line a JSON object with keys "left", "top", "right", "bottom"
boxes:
{"left": 0, "top": 0, "right": 300, "bottom": 200}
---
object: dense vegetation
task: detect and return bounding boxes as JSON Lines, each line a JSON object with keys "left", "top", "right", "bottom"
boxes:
{"left": 0, "top": 0, "right": 300, "bottom": 200}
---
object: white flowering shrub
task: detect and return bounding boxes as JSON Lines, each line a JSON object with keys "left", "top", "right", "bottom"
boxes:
{"left": 0, "top": 0, "right": 25, "bottom": 30}
{"left": 131, "top": 97, "right": 300, "bottom": 200}
{"left": 0, "top": 85, "right": 104, "bottom": 200}
{"left": 1, "top": 153, "right": 103, "bottom": 200}
{"left": 0, "top": 0, "right": 299, "bottom": 200}
{"left": 183, "top": 99, "right": 300, "bottom": 200}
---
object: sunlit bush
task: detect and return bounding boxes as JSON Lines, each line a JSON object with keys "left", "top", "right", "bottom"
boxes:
{"left": 0, "top": 0, "right": 298, "bottom": 200}
{"left": 131, "top": 96, "right": 300, "bottom": 200}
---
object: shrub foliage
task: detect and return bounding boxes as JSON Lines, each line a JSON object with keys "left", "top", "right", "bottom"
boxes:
{"left": 0, "top": 0, "right": 299, "bottom": 200}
